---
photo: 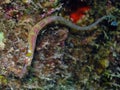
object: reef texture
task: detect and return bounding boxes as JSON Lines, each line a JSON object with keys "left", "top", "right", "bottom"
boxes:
{"left": 0, "top": 0, "right": 120, "bottom": 89}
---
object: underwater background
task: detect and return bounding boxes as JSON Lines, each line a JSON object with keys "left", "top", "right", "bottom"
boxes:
{"left": 0, "top": 0, "right": 120, "bottom": 89}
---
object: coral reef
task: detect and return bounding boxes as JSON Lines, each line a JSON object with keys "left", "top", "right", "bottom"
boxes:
{"left": 0, "top": 0, "right": 120, "bottom": 89}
